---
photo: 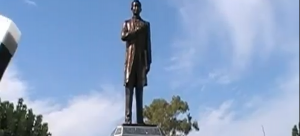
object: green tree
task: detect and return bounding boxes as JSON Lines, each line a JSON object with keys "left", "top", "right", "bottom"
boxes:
{"left": 144, "top": 95, "right": 199, "bottom": 136}
{"left": 292, "top": 123, "right": 299, "bottom": 136}
{"left": 0, "top": 98, "right": 51, "bottom": 136}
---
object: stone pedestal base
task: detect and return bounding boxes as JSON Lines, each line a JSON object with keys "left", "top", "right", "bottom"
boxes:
{"left": 111, "top": 124, "right": 164, "bottom": 136}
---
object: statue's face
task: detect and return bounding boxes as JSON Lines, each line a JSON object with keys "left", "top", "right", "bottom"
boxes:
{"left": 131, "top": 2, "right": 141, "bottom": 15}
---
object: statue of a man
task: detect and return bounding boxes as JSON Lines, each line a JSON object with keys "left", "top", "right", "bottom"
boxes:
{"left": 121, "top": 0, "right": 152, "bottom": 124}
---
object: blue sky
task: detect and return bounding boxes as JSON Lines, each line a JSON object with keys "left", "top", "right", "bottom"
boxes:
{"left": 0, "top": 0, "right": 298, "bottom": 136}
{"left": 0, "top": 0, "right": 179, "bottom": 100}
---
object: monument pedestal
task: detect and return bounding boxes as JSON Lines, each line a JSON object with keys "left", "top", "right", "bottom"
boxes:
{"left": 0, "top": 15, "right": 21, "bottom": 81}
{"left": 111, "top": 124, "right": 164, "bottom": 136}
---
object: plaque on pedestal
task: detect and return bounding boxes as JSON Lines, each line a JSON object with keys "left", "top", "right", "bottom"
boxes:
{"left": 0, "top": 15, "right": 21, "bottom": 81}
{"left": 111, "top": 124, "right": 164, "bottom": 136}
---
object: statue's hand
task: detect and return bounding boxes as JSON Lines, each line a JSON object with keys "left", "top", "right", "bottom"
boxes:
{"left": 126, "top": 29, "right": 138, "bottom": 39}
{"left": 134, "top": 24, "right": 146, "bottom": 33}
{"left": 127, "top": 28, "right": 142, "bottom": 40}
{"left": 128, "top": 28, "right": 139, "bottom": 36}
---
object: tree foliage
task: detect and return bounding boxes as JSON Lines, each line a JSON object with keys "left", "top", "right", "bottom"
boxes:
{"left": 0, "top": 98, "right": 51, "bottom": 136}
{"left": 144, "top": 95, "right": 199, "bottom": 136}
{"left": 292, "top": 123, "right": 299, "bottom": 136}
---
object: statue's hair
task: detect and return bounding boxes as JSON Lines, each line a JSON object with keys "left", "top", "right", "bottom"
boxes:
{"left": 132, "top": 0, "right": 141, "bottom": 6}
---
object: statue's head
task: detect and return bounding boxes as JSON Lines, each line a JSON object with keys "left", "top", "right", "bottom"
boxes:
{"left": 131, "top": 0, "right": 142, "bottom": 16}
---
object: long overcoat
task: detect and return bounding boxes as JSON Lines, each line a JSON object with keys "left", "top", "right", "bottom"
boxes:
{"left": 121, "top": 17, "right": 152, "bottom": 87}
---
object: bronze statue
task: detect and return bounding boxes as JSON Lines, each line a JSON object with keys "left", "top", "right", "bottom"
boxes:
{"left": 121, "top": 0, "right": 152, "bottom": 124}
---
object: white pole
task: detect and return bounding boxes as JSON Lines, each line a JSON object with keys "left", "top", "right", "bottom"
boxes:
{"left": 0, "top": 14, "right": 21, "bottom": 81}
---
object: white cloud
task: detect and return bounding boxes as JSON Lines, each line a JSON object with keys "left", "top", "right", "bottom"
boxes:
{"left": 214, "top": 0, "right": 275, "bottom": 69}
{"left": 0, "top": 58, "right": 298, "bottom": 136}
{"left": 191, "top": 60, "right": 298, "bottom": 136}
{"left": 0, "top": 66, "right": 28, "bottom": 101}
{"left": 23, "top": 0, "right": 37, "bottom": 6}
{"left": 167, "top": 0, "right": 299, "bottom": 135}
{"left": 0, "top": 66, "right": 124, "bottom": 136}
{"left": 168, "top": 0, "right": 298, "bottom": 85}
{"left": 44, "top": 92, "right": 123, "bottom": 136}
{"left": 1, "top": 59, "right": 298, "bottom": 136}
